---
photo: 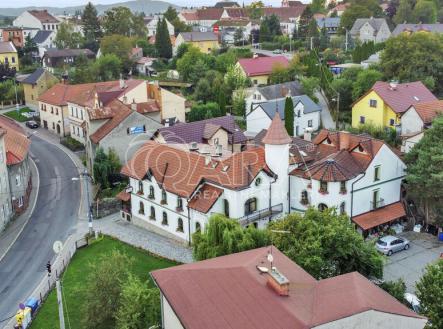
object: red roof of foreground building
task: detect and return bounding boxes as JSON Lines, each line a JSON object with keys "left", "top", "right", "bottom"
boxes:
{"left": 0, "top": 116, "right": 30, "bottom": 165}
{"left": 408, "top": 100, "right": 443, "bottom": 124}
{"left": 352, "top": 201, "right": 406, "bottom": 230}
{"left": 365, "top": 81, "right": 438, "bottom": 114}
{"left": 238, "top": 56, "right": 289, "bottom": 77}
{"left": 188, "top": 184, "right": 224, "bottom": 213}
{"left": 152, "top": 247, "right": 424, "bottom": 329}
{"left": 121, "top": 142, "right": 272, "bottom": 198}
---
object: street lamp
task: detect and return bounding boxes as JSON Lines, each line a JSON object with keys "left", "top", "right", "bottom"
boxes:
{"left": 72, "top": 169, "right": 94, "bottom": 235}
{"left": 2, "top": 75, "right": 19, "bottom": 114}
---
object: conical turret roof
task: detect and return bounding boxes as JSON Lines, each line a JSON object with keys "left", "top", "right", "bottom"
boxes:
{"left": 262, "top": 112, "right": 292, "bottom": 145}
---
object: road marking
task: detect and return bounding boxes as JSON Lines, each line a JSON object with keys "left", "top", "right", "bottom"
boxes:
{"left": 0, "top": 158, "right": 40, "bottom": 263}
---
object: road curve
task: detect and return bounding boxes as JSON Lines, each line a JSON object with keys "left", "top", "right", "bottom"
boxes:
{"left": 0, "top": 134, "right": 80, "bottom": 323}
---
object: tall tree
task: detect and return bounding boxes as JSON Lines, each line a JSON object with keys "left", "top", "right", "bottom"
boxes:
{"left": 413, "top": 0, "right": 437, "bottom": 23}
{"left": 55, "top": 22, "right": 84, "bottom": 49}
{"left": 297, "top": 5, "right": 314, "bottom": 38}
{"left": 155, "top": 18, "right": 172, "bottom": 59}
{"left": 393, "top": 0, "right": 414, "bottom": 24}
{"left": 351, "top": 69, "right": 383, "bottom": 100}
{"left": 100, "top": 34, "right": 133, "bottom": 71}
{"left": 284, "top": 96, "right": 294, "bottom": 136}
{"left": 259, "top": 14, "right": 282, "bottom": 42}
{"left": 405, "top": 116, "right": 443, "bottom": 225}
{"left": 102, "top": 7, "right": 147, "bottom": 37}
{"left": 416, "top": 260, "right": 443, "bottom": 329}
{"left": 340, "top": 5, "right": 372, "bottom": 31}
{"left": 81, "top": 2, "right": 102, "bottom": 52}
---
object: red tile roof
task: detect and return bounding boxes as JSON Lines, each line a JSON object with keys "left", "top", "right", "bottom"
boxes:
{"left": 196, "top": 8, "right": 224, "bottom": 20}
{"left": 136, "top": 100, "right": 160, "bottom": 114}
{"left": 152, "top": 246, "right": 423, "bottom": 329}
{"left": 180, "top": 11, "right": 199, "bottom": 21}
{"left": 262, "top": 112, "right": 292, "bottom": 145}
{"left": 89, "top": 100, "right": 132, "bottom": 144}
{"left": 263, "top": 6, "right": 306, "bottom": 22}
{"left": 290, "top": 130, "right": 386, "bottom": 182}
{"left": 370, "top": 81, "right": 437, "bottom": 114}
{"left": 188, "top": 184, "right": 223, "bottom": 213}
{"left": 238, "top": 56, "right": 289, "bottom": 77}
{"left": 0, "top": 116, "right": 30, "bottom": 165}
{"left": 409, "top": 100, "right": 443, "bottom": 124}
{"left": 352, "top": 201, "right": 406, "bottom": 231}
{"left": 121, "top": 142, "right": 272, "bottom": 198}
{"left": 224, "top": 8, "right": 248, "bottom": 18}
{"left": 28, "top": 10, "right": 59, "bottom": 23}
{"left": 116, "top": 190, "right": 131, "bottom": 202}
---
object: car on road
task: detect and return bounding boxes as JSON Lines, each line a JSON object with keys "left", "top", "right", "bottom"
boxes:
{"left": 273, "top": 49, "right": 282, "bottom": 54}
{"left": 25, "top": 120, "right": 39, "bottom": 129}
{"left": 376, "top": 235, "right": 410, "bottom": 256}
{"left": 404, "top": 293, "right": 420, "bottom": 313}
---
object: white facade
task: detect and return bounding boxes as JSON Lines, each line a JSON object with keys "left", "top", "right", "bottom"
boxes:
{"left": 161, "top": 295, "right": 184, "bottom": 329}
{"left": 0, "top": 135, "right": 12, "bottom": 231}
{"left": 401, "top": 132, "right": 423, "bottom": 154}
{"left": 290, "top": 144, "right": 405, "bottom": 218}
{"left": 13, "top": 11, "right": 59, "bottom": 31}
{"left": 401, "top": 107, "right": 425, "bottom": 135}
{"left": 146, "top": 16, "right": 175, "bottom": 37}
{"left": 356, "top": 21, "right": 391, "bottom": 43}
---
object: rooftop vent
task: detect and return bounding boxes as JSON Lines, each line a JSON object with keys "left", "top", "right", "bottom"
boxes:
{"left": 266, "top": 267, "right": 290, "bottom": 296}
{"left": 389, "top": 81, "right": 398, "bottom": 90}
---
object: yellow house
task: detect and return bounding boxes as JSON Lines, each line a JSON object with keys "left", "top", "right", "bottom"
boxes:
{"left": 21, "top": 68, "right": 58, "bottom": 110}
{"left": 175, "top": 32, "right": 219, "bottom": 54}
{"left": 352, "top": 81, "right": 438, "bottom": 128}
{"left": 236, "top": 55, "right": 289, "bottom": 86}
{"left": 0, "top": 41, "right": 19, "bottom": 70}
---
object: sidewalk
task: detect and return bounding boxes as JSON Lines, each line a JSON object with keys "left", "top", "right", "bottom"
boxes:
{"left": 316, "top": 90, "right": 336, "bottom": 130}
{"left": 78, "top": 213, "right": 194, "bottom": 264}
{"left": 0, "top": 158, "right": 39, "bottom": 262}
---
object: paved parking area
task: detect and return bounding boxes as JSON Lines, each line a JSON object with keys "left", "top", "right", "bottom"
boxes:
{"left": 383, "top": 231, "right": 443, "bottom": 292}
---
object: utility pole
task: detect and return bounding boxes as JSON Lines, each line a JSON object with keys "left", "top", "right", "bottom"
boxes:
{"left": 56, "top": 279, "right": 66, "bottom": 329}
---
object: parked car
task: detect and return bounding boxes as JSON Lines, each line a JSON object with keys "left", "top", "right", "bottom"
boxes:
{"left": 404, "top": 293, "right": 420, "bottom": 313}
{"left": 273, "top": 49, "right": 282, "bottom": 54}
{"left": 25, "top": 120, "right": 39, "bottom": 129}
{"left": 376, "top": 235, "right": 410, "bottom": 256}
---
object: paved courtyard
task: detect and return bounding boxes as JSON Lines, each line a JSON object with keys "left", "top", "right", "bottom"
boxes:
{"left": 383, "top": 231, "right": 443, "bottom": 292}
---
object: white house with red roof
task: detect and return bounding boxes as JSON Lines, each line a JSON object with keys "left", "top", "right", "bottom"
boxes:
{"left": 13, "top": 10, "right": 60, "bottom": 31}
{"left": 236, "top": 55, "right": 290, "bottom": 86}
{"left": 152, "top": 247, "right": 427, "bottom": 329}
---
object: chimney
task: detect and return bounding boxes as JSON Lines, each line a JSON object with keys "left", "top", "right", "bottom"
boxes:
{"left": 131, "top": 100, "right": 137, "bottom": 111}
{"left": 266, "top": 267, "right": 290, "bottom": 296}
{"left": 304, "top": 127, "right": 312, "bottom": 141}
{"left": 389, "top": 80, "right": 398, "bottom": 90}
{"left": 339, "top": 131, "right": 350, "bottom": 150}
{"left": 119, "top": 78, "right": 125, "bottom": 89}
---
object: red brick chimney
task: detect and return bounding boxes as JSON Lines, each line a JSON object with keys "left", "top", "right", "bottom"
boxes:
{"left": 266, "top": 267, "right": 290, "bottom": 296}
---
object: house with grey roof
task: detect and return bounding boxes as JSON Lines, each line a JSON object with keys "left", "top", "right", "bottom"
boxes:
{"left": 244, "top": 81, "right": 303, "bottom": 114}
{"left": 246, "top": 95, "right": 322, "bottom": 136}
{"left": 32, "top": 30, "right": 56, "bottom": 58}
{"left": 392, "top": 23, "right": 443, "bottom": 36}
{"left": 316, "top": 17, "right": 341, "bottom": 35}
{"left": 350, "top": 17, "right": 391, "bottom": 43}
{"left": 21, "top": 68, "right": 58, "bottom": 110}
{"left": 174, "top": 31, "right": 219, "bottom": 54}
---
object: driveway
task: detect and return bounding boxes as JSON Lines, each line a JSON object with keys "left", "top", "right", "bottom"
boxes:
{"left": 316, "top": 91, "right": 336, "bottom": 129}
{"left": 383, "top": 231, "right": 443, "bottom": 292}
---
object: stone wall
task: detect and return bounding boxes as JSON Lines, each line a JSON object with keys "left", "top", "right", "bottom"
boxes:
{"left": 93, "top": 198, "right": 121, "bottom": 219}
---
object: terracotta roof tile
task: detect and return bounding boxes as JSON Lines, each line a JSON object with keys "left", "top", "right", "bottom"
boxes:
{"left": 152, "top": 246, "right": 423, "bottom": 329}
{"left": 261, "top": 112, "right": 292, "bottom": 145}
{"left": 196, "top": 8, "right": 224, "bottom": 20}
{"left": 263, "top": 6, "right": 306, "bottom": 22}
{"left": 116, "top": 190, "right": 131, "bottom": 202}
{"left": 136, "top": 100, "right": 160, "bottom": 114}
{"left": 409, "top": 100, "right": 443, "bottom": 124}
{"left": 352, "top": 202, "right": 406, "bottom": 231}
{"left": 238, "top": 56, "right": 289, "bottom": 77}
{"left": 28, "top": 10, "right": 59, "bottom": 23}
{"left": 188, "top": 184, "right": 223, "bottom": 213}
{"left": 0, "top": 116, "right": 30, "bottom": 165}
{"left": 121, "top": 142, "right": 272, "bottom": 198}
{"left": 371, "top": 81, "right": 437, "bottom": 114}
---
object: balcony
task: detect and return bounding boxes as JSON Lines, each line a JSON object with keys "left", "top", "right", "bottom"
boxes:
{"left": 370, "top": 198, "right": 385, "bottom": 210}
{"left": 238, "top": 203, "right": 283, "bottom": 226}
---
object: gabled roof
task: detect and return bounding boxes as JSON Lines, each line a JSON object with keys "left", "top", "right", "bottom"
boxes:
{"left": 392, "top": 23, "right": 443, "bottom": 36}
{"left": 350, "top": 18, "right": 388, "bottom": 35}
{"left": 196, "top": 8, "right": 224, "bottom": 20}
{"left": 368, "top": 81, "right": 438, "bottom": 114}
{"left": 188, "top": 184, "right": 224, "bottom": 213}
{"left": 255, "top": 81, "right": 303, "bottom": 100}
{"left": 0, "top": 41, "right": 16, "bottom": 54}
{"left": 214, "top": 18, "right": 251, "bottom": 27}
{"left": 121, "top": 142, "right": 272, "bottom": 198}
{"left": 44, "top": 48, "right": 95, "bottom": 58}
{"left": 28, "top": 10, "right": 59, "bottom": 23}
{"left": 238, "top": 56, "right": 289, "bottom": 77}
{"left": 21, "top": 68, "right": 46, "bottom": 85}
{"left": 157, "top": 116, "right": 246, "bottom": 145}
{"left": 250, "top": 95, "right": 321, "bottom": 119}
{"left": 290, "top": 130, "right": 387, "bottom": 182}
{"left": 152, "top": 247, "right": 423, "bottom": 329}
{"left": 32, "top": 30, "right": 53, "bottom": 44}
{"left": 262, "top": 112, "right": 291, "bottom": 145}
{"left": 224, "top": 8, "right": 248, "bottom": 18}
{"left": 316, "top": 17, "right": 341, "bottom": 29}
{"left": 214, "top": 1, "right": 240, "bottom": 8}
{"left": 263, "top": 6, "right": 306, "bottom": 22}
{"left": 179, "top": 31, "right": 218, "bottom": 42}
{"left": 408, "top": 100, "right": 443, "bottom": 124}
{"left": 0, "top": 116, "right": 30, "bottom": 165}
{"left": 180, "top": 11, "right": 199, "bottom": 21}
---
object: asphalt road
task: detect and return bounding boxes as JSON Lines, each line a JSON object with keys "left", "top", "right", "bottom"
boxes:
{"left": 0, "top": 134, "right": 80, "bottom": 323}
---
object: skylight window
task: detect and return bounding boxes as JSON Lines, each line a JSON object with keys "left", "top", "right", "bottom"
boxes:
{"left": 222, "top": 165, "right": 230, "bottom": 172}
{"left": 413, "top": 96, "right": 420, "bottom": 101}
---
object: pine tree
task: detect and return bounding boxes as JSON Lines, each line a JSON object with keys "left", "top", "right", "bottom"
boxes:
{"left": 284, "top": 96, "right": 294, "bottom": 136}
{"left": 394, "top": 0, "right": 414, "bottom": 24}
{"left": 81, "top": 2, "right": 102, "bottom": 52}
{"left": 155, "top": 18, "right": 172, "bottom": 59}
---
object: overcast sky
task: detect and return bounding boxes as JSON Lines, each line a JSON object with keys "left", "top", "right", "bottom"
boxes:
{"left": 4, "top": 0, "right": 288, "bottom": 8}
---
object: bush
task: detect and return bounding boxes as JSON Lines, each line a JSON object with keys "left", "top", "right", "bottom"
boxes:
{"left": 348, "top": 124, "right": 400, "bottom": 146}
{"left": 60, "top": 136, "right": 85, "bottom": 151}
{"left": 380, "top": 279, "right": 407, "bottom": 304}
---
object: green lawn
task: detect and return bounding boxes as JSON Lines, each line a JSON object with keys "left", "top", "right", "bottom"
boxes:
{"left": 4, "top": 107, "right": 33, "bottom": 122}
{"left": 30, "top": 236, "right": 177, "bottom": 329}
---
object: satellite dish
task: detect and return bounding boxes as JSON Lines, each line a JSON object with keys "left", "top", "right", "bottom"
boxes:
{"left": 53, "top": 241, "right": 63, "bottom": 254}
{"left": 267, "top": 253, "right": 274, "bottom": 263}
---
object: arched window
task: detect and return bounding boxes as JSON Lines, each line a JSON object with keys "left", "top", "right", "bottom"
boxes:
{"left": 138, "top": 181, "right": 143, "bottom": 194}
{"left": 149, "top": 186, "right": 155, "bottom": 199}
{"left": 177, "top": 197, "right": 183, "bottom": 211}
{"left": 340, "top": 202, "right": 346, "bottom": 215}
{"left": 224, "top": 199, "right": 230, "bottom": 217}
{"left": 244, "top": 198, "right": 257, "bottom": 215}
{"left": 318, "top": 203, "right": 328, "bottom": 212}
{"left": 150, "top": 206, "right": 155, "bottom": 220}
{"left": 161, "top": 189, "right": 167, "bottom": 204}
{"left": 162, "top": 212, "right": 168, "bottom": 226}
{"left": 195, "top": 222, "right": 201, "bottom": 232}
{"left": 177, "top": 217, "right": 184, "bottom": 232}
{"left": 300, "top": 190, "right": 308, "bottom": 205}
{"left": 139, "top": 201, "right": 145, "bottom": 215}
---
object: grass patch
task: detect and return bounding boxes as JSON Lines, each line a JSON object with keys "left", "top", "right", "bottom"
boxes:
{"left": 98, "top": 182, "right": 127, "bottom": 199}
{"left": 30, "top": 236, "right": 177, "bottom": 329}
{"left": 4, "top": 107, "right": 33, "bottom": 122}
{"left": 60, "top": 136, "right": 85, "bottom": 152}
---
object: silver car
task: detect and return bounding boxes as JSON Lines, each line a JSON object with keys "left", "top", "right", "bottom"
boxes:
{"left": 376, "top": 235, "right": 410, "bottom": 256}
